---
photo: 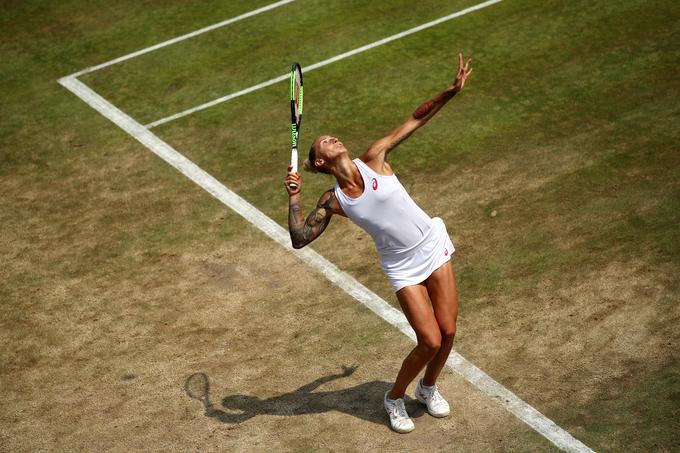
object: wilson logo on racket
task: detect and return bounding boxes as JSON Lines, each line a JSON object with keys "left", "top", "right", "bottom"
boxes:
{"left": 371, "top": 178, "right": 378, "bottom": 190}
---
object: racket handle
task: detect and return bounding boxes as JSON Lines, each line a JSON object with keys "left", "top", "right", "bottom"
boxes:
{"left": 289, "top": 148, "right": 298, "bottom": 189}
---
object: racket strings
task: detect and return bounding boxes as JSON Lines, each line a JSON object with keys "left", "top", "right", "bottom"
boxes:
{"left": 185, "top": 372, "right": 210, "bottom": 401}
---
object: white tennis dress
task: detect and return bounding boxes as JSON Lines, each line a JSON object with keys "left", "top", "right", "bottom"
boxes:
{"left": 334, "top": 158, "right": 454, "bottom": 292}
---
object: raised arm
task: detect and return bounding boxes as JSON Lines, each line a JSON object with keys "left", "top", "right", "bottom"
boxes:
{"left": 360, "top": 52, "right": 473, "bottom": 170}
{"left": 285, "top": 166, "right": 343, "bottom": 249}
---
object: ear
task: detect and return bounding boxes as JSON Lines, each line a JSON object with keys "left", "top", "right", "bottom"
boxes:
{"left": 314, "top": 157, "right": 325, "bottom": 168}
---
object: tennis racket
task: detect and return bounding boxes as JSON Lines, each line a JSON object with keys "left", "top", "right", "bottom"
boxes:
{"left": 289, "top": 62, "right": 304, "bottom": 189}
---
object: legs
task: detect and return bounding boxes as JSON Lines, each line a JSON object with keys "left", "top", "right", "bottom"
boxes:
{"left": 387, "top": 261, "right": 458, "bottom": 399}
{"left": 423, "top": 261, "right": 458, "bottom": 386}
{"left": 388, "top": 283, "right": 441, "bottom": 399}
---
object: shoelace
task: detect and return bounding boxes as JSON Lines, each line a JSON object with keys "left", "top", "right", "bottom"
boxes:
{"left": 429, "top": 386, "right": 445, "bottom": 406}
{"left": 390, "top": 399, "right": 409, "bottom": 419}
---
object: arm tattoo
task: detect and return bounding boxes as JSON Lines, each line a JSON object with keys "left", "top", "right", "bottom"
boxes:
{"left": 413, "top": 99, "right": 435, "bottom": 119}
{"left": 288, "top": 190, "right": 335, "bottom": 248}
{"left": 289, "top": 201, "right": 304, "bottom": 230}
{"left": 413, "top": 90, "right": 456, "bottom": 120}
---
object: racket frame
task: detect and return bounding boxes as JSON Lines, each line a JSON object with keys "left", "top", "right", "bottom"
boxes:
{"left": 289, "top": 62, "right": 303, "bottom": 189}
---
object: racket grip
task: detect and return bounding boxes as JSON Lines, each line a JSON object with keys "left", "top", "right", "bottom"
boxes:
{"left": 290, "top": 148, "right": 298, "bottom": 173}
{"left": 289, "top": 148, "right": 298, "bottom": 189}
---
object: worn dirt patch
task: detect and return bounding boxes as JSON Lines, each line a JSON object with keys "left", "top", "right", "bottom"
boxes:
{"left": 1, "top": 238, "right": 552, "bottom": 452}
{"left": 1, "top": 150, "right": 554, "bottom": 451}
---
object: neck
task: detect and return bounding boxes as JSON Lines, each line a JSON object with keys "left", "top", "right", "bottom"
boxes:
{"left": 331, "top": 154, "right": 361, "bottom": 188}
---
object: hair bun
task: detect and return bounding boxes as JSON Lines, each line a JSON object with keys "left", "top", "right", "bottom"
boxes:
{"left": 302, "top": 158, "right": 318, "bottom": 173}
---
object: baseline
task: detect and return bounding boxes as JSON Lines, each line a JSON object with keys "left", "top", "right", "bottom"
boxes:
{"left": 58, "top": 74, "right": 594, "bottom": 453}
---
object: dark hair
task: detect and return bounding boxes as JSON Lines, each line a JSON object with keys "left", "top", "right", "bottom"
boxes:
{"left": 303, "top": 142, "right": 331, "bottom": 174}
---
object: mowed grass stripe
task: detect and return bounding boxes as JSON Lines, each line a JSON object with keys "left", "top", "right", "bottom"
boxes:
{"left": 78, "top": 0, "right": 489, "bottom": 124}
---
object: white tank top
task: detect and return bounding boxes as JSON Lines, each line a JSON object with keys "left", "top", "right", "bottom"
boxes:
{"left": 334, "top": 158, "right": 433, "bottom": 256}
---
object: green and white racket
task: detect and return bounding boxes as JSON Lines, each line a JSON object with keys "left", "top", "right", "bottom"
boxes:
{"left": 288, "top": 62, "right": 303, "bottom": 189}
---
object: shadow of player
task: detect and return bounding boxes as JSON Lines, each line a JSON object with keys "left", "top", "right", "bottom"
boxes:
{"left": 184, "top": 365, "right": 425, "bottom": 426}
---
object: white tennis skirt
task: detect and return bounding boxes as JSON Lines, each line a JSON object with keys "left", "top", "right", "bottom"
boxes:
{"left": 379, "top": 217, "right": 455, "bottom": 292}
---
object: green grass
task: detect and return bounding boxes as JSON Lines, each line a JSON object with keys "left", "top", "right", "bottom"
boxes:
{"left": 79, "top": 0, "right": 485, "bottom": 123}
{"left": 2, "top": 0, "right": 679, "bottom": 451}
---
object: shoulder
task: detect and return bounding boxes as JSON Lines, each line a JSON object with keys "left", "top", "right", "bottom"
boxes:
{"left": 355, "top": 155, "right": 394, "bottom": 176}
{"left": 318, "top": 188, "right": 347, "bottom": 217}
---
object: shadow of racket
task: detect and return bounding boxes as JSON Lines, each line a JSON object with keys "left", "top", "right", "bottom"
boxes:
{"left": 184, "top": 372, "right": 215, "bottom": 416}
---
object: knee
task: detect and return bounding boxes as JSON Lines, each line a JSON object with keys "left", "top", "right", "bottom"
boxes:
{"left": 418, "top": 331, "right": 442, "bottom": 355}
{"left": 441, "top": 324, "right": 456, "bottom": 342}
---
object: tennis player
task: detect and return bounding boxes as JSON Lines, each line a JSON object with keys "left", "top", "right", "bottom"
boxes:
{"left": 284, "top": 52, "right": 473, "bottom": 433}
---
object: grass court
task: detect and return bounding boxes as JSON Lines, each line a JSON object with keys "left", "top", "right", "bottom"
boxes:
{"left": 1, "top": 0, "right": 679, "bottom": 450}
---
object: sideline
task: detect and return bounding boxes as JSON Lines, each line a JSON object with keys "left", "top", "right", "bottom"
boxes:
{"left": 144, "top": 0, "right": 502, "bottom": 128}
{"left": 58, "top": 73, "right": 594, "bottom": 453}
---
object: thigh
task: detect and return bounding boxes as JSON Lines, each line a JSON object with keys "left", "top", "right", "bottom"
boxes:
{"left": 424, "top": 261, "right": 459, "bottom": 332}
{"left": 396, "top": 283, "right": 440, "bottom": 342}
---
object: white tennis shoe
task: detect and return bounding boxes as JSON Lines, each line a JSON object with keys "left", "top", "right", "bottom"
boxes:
{"left": 415, "top": 379, "right": 450, "bottom": 417}
{"left": 383, "top": 392, "right": 415, "bottom": 433}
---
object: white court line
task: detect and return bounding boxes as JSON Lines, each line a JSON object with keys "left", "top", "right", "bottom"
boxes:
{"left": 69, "top": 0, "right": 294, "bottom": 78}
{"left": 144, "top": 0, "right": 502, "bottom": 128}
{"left": 145, "top": 72, "right": 291, "bottom": 128}
{"left": 59, "top": 74, "right": 594, "bottom": 453}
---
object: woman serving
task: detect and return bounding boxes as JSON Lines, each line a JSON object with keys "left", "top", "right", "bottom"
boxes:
{"left": 284, "top": 52, "right": 473, "bottom": 434}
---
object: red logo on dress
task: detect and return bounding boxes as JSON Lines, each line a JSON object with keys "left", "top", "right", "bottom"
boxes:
{"left": 371, "top": 178, "right": 378, "bottom": 190}
{"left": 444, "top": 248, "right": 449, "bottom": 256}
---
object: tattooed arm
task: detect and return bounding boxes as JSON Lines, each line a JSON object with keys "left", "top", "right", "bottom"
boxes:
{"left": 285, "top": 166, "right": 344, "bottom": 249}
{"left": 288, "top": 190, "right": 341, "bottom": 249}
{"left": 360, "top": 52, "right": 474, "bottom": 171}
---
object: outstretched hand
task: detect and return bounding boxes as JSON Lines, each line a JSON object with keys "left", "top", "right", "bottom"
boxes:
{"left": 449, "top": 51, "right": 473, "bottom": 93}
